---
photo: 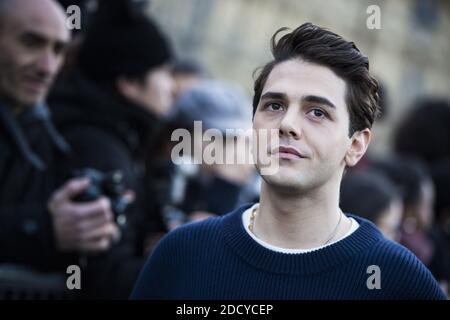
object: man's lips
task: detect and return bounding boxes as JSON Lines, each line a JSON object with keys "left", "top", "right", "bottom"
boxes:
{"left": 272, "top": 145, "right": 308, "bottom": 159}
{"left": 23, "top": 76, "right": 50, "bottom": 93}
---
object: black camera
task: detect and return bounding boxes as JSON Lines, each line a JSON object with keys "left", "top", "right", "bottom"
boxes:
{"left": 72, "top": 168, "right": 131, "bottom": 228}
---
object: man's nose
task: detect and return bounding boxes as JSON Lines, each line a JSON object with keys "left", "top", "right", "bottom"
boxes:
{"left": 279, "top": 106, "right": 302, "bottom": 139}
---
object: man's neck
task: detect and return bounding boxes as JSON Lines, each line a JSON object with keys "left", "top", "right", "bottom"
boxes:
{"left": 254, "top": 176, "right": 351, "bottom": 249}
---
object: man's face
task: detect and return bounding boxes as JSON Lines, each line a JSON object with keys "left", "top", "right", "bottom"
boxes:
{"left": 253, "top": 59, "right": 357, "bottom": 192}
{"left": 135, "top": 65, "right": 176, "bottom": 117}
{"left": 0, "top": 0, "right": 69, "bottom": 107}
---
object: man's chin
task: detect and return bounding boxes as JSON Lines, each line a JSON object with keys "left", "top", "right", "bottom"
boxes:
{"left": 18, "top": 93, "right": 46, "bottom": 107}
{"left": 261, "top": 171, "right": 307, "bottom": 192}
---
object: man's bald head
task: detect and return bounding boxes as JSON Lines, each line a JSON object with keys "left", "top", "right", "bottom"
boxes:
{"left": 0, "top": 0, "right": 67, "bottom": 31}
{"left": 0, "top": 0, "right": 70, "bottom": 108}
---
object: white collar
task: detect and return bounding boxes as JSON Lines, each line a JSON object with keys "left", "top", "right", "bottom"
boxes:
{"left": 242, "top": 203, "right": 359, "bottom": 254}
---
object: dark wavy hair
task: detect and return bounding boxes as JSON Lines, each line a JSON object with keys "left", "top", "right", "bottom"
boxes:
{"left": 253, "top": 22, "right": 380, "bottom": 135}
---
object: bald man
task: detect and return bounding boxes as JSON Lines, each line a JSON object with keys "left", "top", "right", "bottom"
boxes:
{"left": 0, "top": 0, "right": 125, "bottom": 298}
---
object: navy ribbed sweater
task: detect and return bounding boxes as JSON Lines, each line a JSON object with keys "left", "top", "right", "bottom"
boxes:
{"left": 131, "top": 204, "right": 446, "bottom": 300}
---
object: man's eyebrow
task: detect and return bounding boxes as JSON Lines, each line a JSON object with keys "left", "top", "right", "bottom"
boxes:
{"left": 302, "top": 95, "right": 336, "bottom": 109}
{"left": 21, "top": 31, "right": 47, "bottom": 43}
{"left": 260, "top": 92, "right": 288, "bottom": 101}
{"left": 22, "top": 30, "right": 69, "bottom": 51}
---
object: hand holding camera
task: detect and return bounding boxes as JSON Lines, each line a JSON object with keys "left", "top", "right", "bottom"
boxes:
{"left": 48, "top": 169, "right": 134, "bottom": 254}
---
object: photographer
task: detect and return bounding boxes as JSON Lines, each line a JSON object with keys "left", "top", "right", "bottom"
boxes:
{"left": 0, "top": 0, "right": 126, "bottom": 299}
{"left": 48, "top": 0, "right": 176, "bottom": 297}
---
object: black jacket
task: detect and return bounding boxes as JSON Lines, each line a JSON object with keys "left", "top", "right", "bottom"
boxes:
{"left": 0, "top": 99, "right": 79, "bottom": 298}
{"left": 0, "top": 100, "right": 74, "bottom": 269}
{"left": 48, "top": 70, "right": 167, "bottom": 298}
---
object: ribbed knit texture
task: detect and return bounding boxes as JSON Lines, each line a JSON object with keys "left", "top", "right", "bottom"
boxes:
{"left": 131, "top": 204, "right": 446, "bottom": 300}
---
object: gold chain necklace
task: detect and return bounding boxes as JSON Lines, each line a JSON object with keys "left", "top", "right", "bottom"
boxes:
{"left": 248, "top": 207, "right": 257, "bottom": 233}
{"left": 248, "top": 207, "right": 344, "bottom": 246}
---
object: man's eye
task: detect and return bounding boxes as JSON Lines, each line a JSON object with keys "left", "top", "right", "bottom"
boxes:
{"left": 266, "top": 103, "right": 284, "bottom": 111}
{"left": 21, "top": 35, "right": 44, "bottom": 49}
{"left": 310, "top": 108, "right": 326, "bottom": 118}
{"left": 54, "top": 42, "right": 66, "bottom": 56}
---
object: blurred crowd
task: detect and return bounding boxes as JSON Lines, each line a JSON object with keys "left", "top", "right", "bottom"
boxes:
{"left": 0, "top": 0, "right": 449, "bottom": 299}
{"left": 340, "top": 96, "right": 450, "bottom": 296}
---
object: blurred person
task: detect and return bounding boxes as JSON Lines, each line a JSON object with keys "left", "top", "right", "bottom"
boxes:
{"left": 0, "top": 0, "right": 124, "bottom": 299}
{"left": 143, "top": 59, "right": 207, "bottom": 214}
{"left": 167, "top": 80, "right": 255, "bottom": 226}
{"left": 371, "top": 156, "right": 436, "bottom": 265}
{"left": 131, "top": 23, "right": 445, "bottom": 299}
{"left": 429, "top": 161, "right": 450, "bottom": 296}
{"left": 374, "top": 156, "right": 450, "bottom": 296}
{"left": 145, "top": 80, "right": 256, "bottom": 234}
{"left": 394, "top": 97, "right": 450, "bottom": 165}
{"left": 48, "top": 0, "right": 175, "bottom": 297}
{"left": 171, "top": 59, "right": 205, "bottom": 99}
{"left": 340, "top": 170, "right": 403, "bottom": 241}
{"left": 392, "top": 96, "right": 450, "bottom": 295}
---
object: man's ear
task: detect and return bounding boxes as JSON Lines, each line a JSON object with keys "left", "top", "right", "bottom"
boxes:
{"left": 116, "top": 76, "right": 140, "bottom": 101}
{"left": 345, "top": 128, "right": 371, "bottom": 167}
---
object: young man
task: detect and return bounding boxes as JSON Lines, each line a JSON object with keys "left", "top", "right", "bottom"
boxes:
{"left": 131, "top": 23, "right": 446, "bottom": 299}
